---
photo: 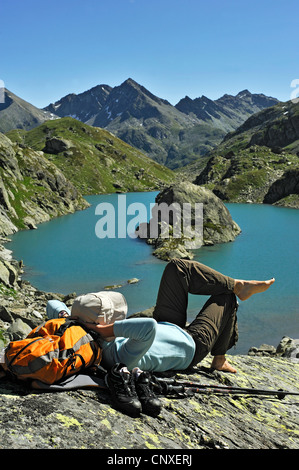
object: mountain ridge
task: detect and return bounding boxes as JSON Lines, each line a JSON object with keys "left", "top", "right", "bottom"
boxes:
{"left": 42, "top": 78, "right": 279, "bottom": 168}
{"left": 45, "top": 84, "right": 112, "bottom": 124}
{"left": 175, "top": 88, "right": 279, "bottom": 133}
{"left": 0, "top": 80, "right": 279, "bottom": 169}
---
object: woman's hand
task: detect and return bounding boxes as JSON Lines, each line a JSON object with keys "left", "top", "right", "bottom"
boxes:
{"left": 83, "top": 322, "right": 115, "bottom": 340}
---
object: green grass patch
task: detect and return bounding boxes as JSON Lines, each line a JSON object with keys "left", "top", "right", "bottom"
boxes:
{"left": 7, "top": 117, "right": 174, "bottom": 195}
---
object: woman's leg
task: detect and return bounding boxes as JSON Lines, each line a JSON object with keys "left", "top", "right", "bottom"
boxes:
{"left": 153, "top": 259, "right": 238, "bottom": 372}
{"left": 153, "top": 259, "right": 235, "bottom": 328}
{"left": 186, "top": 292, "right": 238, "bottom": 368}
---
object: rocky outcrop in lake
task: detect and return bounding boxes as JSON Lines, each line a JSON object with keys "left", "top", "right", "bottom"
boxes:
{"left": 136, "top": 182, "right": 241, "bottom": 260}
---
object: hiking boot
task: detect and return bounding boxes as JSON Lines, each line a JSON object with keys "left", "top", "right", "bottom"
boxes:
{"left": 105, "top": 363, "right": 142, "bottom": 417}
{"left": 134, "top": 371, "right": 163, "bottom": 416}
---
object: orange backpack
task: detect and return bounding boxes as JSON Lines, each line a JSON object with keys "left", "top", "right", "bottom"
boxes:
{"left": 4, "top": 318, "right": 102, "bottom": 385}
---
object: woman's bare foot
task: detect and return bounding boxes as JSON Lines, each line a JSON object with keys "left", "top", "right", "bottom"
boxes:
{"left": 234, "top": 278, "right": 275, "bottom": 301}
{"left": 211, "top": 355, "right": 237, "bottom": 373}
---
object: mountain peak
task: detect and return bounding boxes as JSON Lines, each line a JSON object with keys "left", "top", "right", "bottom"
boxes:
{"left": 43, "top": 84, "right": 113, "bottom": 123}
{"left": 117, "top": 78, "right": 171, "bottom": 107}
{"left": 237, "top": 89, "right": 251, "bottom": 95}
{"left": 121, "top": 77, "right": 140, "bottom": 87}
{"left": 236, "top": 89, "right": 252, "bottom": 99}
{"left": 118, "top": 78, "right": 146, "bottom": 93}
{"left": 0, "top": 88, "right": 57, "bottom": 132}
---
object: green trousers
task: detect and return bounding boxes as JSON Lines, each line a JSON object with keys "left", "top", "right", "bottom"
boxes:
{"left": 153, "top": 259, "right": 239, "bottom": 367}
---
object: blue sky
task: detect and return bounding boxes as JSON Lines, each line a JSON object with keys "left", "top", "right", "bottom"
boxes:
{"left": 1, "top": 0, "right": 299, "bottom": 108}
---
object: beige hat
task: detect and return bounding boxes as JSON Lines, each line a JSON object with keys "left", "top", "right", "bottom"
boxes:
{"left": 71, "top": 291, "right": 128, "bottom": 325}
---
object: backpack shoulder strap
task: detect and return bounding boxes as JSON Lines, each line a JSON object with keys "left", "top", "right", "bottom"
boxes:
{"left": 56, "top": 319, "right": 101, "bottom": 343}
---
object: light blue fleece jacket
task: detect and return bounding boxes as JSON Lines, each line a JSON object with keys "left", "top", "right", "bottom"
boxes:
{"left": 101, "top": 317, "right": 196, "bottom": 372}
{"left": 46, "top": 303, "right": 195, "bottom": 372}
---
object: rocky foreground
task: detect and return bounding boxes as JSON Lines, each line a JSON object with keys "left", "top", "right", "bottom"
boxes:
{"left": 0, "top": 352, "right": 298, "bottom": 450}
{"left": 0, "top": 276, "right": 299, "bottom": 450}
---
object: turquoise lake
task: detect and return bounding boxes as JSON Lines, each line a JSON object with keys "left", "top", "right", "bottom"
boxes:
{"left": 5, "top": 191, "right": 299, "bottom": 354}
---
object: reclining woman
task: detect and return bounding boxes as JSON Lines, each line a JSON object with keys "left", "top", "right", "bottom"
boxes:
{"left": 46, "top": 259, "right": 275, "bottom": 416}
